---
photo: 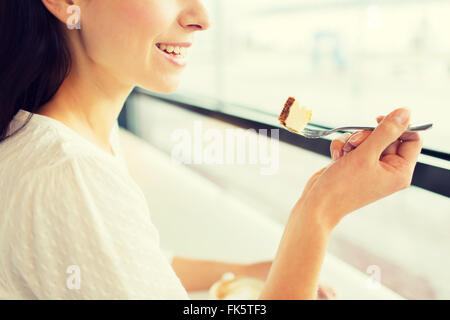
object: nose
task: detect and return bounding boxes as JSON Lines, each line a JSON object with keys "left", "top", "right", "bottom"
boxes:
{"left": 178, "top": 0, "right": 211, "bottom": 32}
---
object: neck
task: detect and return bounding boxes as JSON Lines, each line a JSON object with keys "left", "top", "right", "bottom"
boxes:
{"left": 37, "top": 44, "right": 133, "bottom": 156}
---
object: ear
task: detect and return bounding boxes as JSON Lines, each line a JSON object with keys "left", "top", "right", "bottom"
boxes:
{"left": 41, "top": 0, "right": 77, "bottom": 24}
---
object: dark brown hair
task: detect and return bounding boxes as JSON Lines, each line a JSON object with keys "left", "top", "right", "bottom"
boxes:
{"left": 0, "top": 0, "right": 71, "bottom": 142}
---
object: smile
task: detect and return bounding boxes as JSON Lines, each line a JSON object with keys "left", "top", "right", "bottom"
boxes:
{"left": 156, "top": 42, "right": 191, "bottom": 67}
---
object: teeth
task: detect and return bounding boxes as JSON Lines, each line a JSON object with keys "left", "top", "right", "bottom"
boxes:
{"left": 157, "top": 44, "right": 188, "bottom": 58}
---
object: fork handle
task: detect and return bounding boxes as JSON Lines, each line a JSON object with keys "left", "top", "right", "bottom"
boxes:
{"left": 405, "top": 124, "right": 433, "bottom": 132}
{"left": 337, "top": 123, "right": 433, "bottom": 132}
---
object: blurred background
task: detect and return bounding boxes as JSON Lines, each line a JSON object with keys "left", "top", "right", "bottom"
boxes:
{"left": 178, "top": 0, "right": 449, "bottom": 150}
{"left": 122, "top": 0, "right": 450, "bottom": 299}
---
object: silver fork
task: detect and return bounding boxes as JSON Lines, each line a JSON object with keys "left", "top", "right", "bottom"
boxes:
{"left": 284, "top": 123, "right": 433, "bottom": 139}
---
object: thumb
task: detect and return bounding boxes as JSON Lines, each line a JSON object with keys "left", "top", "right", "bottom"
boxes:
{"left": 358, "top": 108, "right": 410, "bottom": 158}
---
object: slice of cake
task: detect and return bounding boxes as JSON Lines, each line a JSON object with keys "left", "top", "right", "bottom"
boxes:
{"left": 279, "top": 97, "right": 312, "bottom": 134}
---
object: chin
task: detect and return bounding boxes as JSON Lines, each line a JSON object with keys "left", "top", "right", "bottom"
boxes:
{"left": 139, "top": 77, "right": 180, "bottom": 94}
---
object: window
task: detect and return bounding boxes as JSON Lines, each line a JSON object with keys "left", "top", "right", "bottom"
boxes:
{"left": 174, "top": 0, "right": 450, "bottom": 153}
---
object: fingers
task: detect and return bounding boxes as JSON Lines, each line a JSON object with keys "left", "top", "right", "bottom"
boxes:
{"left": 317, "top": 284, "right": 337, "bottom": 300}
{"left": 334, "top": 118, "right": 380, "bottom": 158}
{"left": 330, "top": 133, "right": 351, "bottom": 161}
{"left": 397, "top": 130, "right": 423, "bottom": 164}
{"left": 376, "top": 115, "right": 422, "bottom": 162}
{"left": 357, "top": 108, "right": 411, "bottom": 159}
{"left": 331, "top": 110, "right": 418, "bottom": 163}
{"left": 376, "top": 116, "right": 399, "bottom": 156}
{"left": 342, "top": 130, "right": 372, "bottom": 155}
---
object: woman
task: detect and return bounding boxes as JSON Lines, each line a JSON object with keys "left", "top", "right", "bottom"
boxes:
{"left": 0, "top": 0, "right": 422, "bottom": 299}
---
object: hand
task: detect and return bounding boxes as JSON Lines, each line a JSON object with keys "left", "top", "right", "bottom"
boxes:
{"left": 330, "top": 115, "right": 415, "bottom": 160}
{"left": 297, "top": 108, "right": 423, "bottom": 229}
{"left": 260, "top": 110, "right": 422, "bottom": 300}
{"left": 244, "top": 261, "right": 336, "bottom": 299}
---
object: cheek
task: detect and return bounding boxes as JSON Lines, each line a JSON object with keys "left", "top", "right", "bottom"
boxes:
{"left": 80, "top": 0, "right": 173, "bottom": 72}
{"left": 116, "top": 0, "right": 170, "bottom": 35}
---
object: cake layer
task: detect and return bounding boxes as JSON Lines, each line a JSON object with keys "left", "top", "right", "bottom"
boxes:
{"left": 279, "top": 97, "right": 312, "bottom": 133}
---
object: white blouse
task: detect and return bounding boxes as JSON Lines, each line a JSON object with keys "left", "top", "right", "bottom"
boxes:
{"left": 0, "top": 109, "right": 189, "bottom": 299}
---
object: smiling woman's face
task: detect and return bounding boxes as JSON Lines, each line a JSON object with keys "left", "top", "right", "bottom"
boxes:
{"left": 75, "top": 0, "right": 210, "bottom": 93}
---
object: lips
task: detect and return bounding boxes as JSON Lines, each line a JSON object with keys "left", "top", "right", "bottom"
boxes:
{"left": 155, "top": 42, "right": 191, "bottom": 67}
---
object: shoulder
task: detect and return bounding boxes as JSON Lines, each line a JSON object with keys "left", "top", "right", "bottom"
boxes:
{"left": 0, "top": 118, "right": 146, "bottom": 213}
{"left": 0, "top": 111, "right": 151, "bottom": 228}
{"left": 3, "top": 131, "right": 154, "bottom": 258}
{"left": 19, "top": 152, "right": 147, "bottom": 213}
{"left": 0, "top": 112, "right": 128, "bottom": 186}
{"left": 1, "top": 112, "right": 90, "bottom": 173}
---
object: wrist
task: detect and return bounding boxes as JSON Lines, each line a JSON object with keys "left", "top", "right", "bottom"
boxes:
{"left": 294, "top": 192, "right": 341, "bottom": 233}
{"left": 260, "top": 198, "right": 333, "bottom": 300}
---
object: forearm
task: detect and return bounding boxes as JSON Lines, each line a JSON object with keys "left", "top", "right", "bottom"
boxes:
{"left": 259, "top": 200, "right": 332, "bottom": 300}
{"left": 171, "top": 257, "right": 245, "bottom": 292}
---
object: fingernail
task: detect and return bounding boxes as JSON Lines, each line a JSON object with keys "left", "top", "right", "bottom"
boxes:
{"left": 348, "top": 132, "right": 363, "bottom": 144}
{"left": 393, "top": 108, "right": 410, "bottom": 125}
{"left": 337, "top": 133, "right": 351, "bottom": 143}
{"left": 331, "top": 149, "right": 340, "bottom": 161}
{"left": 343, "top": 143, "right": 352, "bottom": 152}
